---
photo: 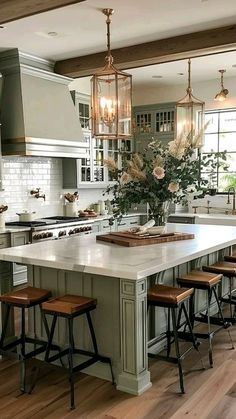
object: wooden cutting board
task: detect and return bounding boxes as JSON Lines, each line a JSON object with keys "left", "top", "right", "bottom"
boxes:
{"left": 96, "top": 231, "right": 195, "bottom": 247}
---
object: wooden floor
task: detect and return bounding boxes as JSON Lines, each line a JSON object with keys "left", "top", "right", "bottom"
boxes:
{"left": 1, "top": 318, "right": 236, "bottom": 418}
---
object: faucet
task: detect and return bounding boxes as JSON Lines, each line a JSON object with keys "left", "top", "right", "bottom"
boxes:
{"left": 30, "top": 188, "right": 46, "bottom": 201}
{"left": 227, "top": 187, "right": 236, "bottom": 214}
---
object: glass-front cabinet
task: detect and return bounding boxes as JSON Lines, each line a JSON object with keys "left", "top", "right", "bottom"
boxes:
{"left": 63, "top": 91, "right": 132, "bottom": 188}
{"left": 133, "top": 103, "right": 176, "bottom": 153}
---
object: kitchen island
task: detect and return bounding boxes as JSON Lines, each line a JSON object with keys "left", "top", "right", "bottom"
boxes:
{"left": 0, "top": 223, "right": 236, "bottom": 395}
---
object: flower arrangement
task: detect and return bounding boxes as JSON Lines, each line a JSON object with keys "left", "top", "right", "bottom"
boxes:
{"left": 104, "top": 134, "right": 228, "bottom": 225}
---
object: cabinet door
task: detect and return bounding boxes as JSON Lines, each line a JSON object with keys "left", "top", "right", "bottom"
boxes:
{"left": 0, "top": 234, "right": 10, "bottom": 248}
{"left": 134, "top": 103, "right": 176, "bottom": 153}
{"left": 101, "top": 219, "right": 116, "bottom": 232}
{"left": 11, "top": 232, "right": 29, "bottom": 285}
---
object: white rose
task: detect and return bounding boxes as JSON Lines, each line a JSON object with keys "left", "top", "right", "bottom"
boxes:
{"left": 168, "top": 182, "right": 179, "bottom": 193}
{"left": 153, "top": 166, "right": 165, "bottom": 179}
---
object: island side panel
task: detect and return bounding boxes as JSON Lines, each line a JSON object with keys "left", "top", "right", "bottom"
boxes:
{"left": 28, "top": 265, "right": 121, "bottom": 383}
{"left": 0, "top": 261, "right": 14, "bottom": 340}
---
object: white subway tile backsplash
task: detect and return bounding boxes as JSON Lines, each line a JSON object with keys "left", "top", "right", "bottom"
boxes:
{"left": 0, "top": 157, "right": 64, "bottom": 220}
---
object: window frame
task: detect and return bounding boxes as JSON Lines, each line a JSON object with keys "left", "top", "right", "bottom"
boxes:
{"left": 201, "top": 108, "right": 236, "bottom": 194}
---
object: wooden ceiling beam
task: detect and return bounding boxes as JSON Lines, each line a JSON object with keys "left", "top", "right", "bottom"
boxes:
{"left": 0, "top": 0, "right": 86, "bottom": 25}
{"left": 55, "top": 24, "right": 236, "bottom": 78}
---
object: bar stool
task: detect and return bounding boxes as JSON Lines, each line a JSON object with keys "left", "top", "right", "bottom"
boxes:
{"left": 202, "top": 261, "right": 236, "bottom": 323}
{"left": 147, "top": 284, "right": 203, "bottom": 394}
{"left": 177, "top": 270, "right": 234, "bottom": 367}
{"left": 0, "top": 286, "right": 52, "bottom": 392}
{"left": 41, "top": 294, "right": 114, "bottom": 410}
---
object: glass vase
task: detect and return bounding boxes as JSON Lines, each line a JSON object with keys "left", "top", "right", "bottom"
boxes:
{"left": 149, "top": 201, "right": 170, "bottom": 226}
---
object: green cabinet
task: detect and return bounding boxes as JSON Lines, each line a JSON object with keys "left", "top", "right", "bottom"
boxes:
{"left": 11, "top": 231, "right": 30, "bottom": 285}
{"left": 133, "top": 102, "right": 176, "bottom": 153}
{"left": 63, "top": 91, "right": 133, "bottom": 188}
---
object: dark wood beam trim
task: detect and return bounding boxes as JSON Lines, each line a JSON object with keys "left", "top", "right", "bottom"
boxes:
{"left": 0, "top": 0, "right": 86, "bottom": 25}
{"left": 55, "top": 24, "right": 236, "bottom": 78}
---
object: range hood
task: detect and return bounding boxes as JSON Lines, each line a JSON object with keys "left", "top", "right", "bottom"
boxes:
{"left": 0, "top": 49, "right": 88, "bottom": 158}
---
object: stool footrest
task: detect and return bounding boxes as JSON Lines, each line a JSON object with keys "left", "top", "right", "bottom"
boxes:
{"left": 194, "top": 314, "right": 230, "bottom": 328}
{"left": 45, "top": 346, "right": 110, "bottom": 373}
{"left": 148, "top": 344, "right": 195, "bottom": 363}
{"left": 220, "top": 296, "right": 236, "bottom": 305}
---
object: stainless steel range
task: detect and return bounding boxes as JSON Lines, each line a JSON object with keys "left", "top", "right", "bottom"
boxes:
{"left": 6, "top": 216, "right": 93, "bottom": 242}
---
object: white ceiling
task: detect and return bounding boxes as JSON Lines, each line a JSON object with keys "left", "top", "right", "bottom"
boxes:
{"left": 1, "top": 0, "right": 236, "bottom": 85}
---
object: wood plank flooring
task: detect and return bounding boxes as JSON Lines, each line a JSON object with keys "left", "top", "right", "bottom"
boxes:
{"left": 1, "top": 319, "right": 236, "bottom": 418}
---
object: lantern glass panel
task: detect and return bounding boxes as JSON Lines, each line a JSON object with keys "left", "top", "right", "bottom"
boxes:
{"left": 176, "top": 101, "right": 204, "bottom": 146}
{"left": 91, "top": 70, "right": 132, "bottom": 139}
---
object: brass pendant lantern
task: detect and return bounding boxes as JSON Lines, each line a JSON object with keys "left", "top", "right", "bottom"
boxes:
{"left": 176, "top": 59, "right": 205, "bottom": 148}
{"left": 91, "top": 8, "right": 132, "bottom": 139}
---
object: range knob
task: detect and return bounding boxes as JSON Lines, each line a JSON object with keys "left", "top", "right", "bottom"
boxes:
{"left": 68, "top": 230, "right": 75, "bottom": 235}
{"left": 35, "top": 234, "right": 42, "bottom": 240}
{"left": 42, "top": 233, "right": 48, "bottom": 239}
{"left": 58, "top": 230, "right": 66, "bottom": 237}
{"left": 48, "top": 232, "right": 53, "bottom": 237}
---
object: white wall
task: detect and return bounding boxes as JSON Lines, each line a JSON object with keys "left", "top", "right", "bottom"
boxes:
{"left": 133, "top": 76, "right": 236, "bottom": 110}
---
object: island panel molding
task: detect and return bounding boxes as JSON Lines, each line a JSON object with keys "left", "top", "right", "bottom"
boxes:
{"left": 0, "top": 0, "right": 86, "bottom": 24}
{"left": 55, "top": 24, "right": 236, "bottom": 77}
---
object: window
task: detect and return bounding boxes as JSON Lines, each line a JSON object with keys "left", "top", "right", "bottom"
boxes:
{"left": 202, "top": 109, "right": 236, "bottom": 192}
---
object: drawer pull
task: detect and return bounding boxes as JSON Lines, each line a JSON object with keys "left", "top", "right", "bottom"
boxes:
{"left": 103, "top": 225, "right": 109, "bottom": 228}
{"left": 119, "top": 223, "right": 126, "bottom": 226}
{"left": 130, "top": 221, "right": 138, "bottom": 225}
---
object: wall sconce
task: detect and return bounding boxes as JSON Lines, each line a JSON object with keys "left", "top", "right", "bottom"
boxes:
{"left": 214, "top": 69, "right": 229, "bottom": 102}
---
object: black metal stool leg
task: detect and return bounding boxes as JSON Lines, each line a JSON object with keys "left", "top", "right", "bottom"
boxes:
{"left": 166, "top": 308, "right": 171, "bottom": 357}
{"left": 212, "top": 286, "right": 234, "bottom": 350}
{"left": 86, "top": 311, "right": 114, "bottom": 384}
{"left": 86, "top": 311, "right": 98, "bottom": 355}
{"left": 0, "top": 303, "right": 11, "bottom": 348}
{"left": 207, "top": 289, "right": 213, "bottom": 368}
{"left": 68, "top": 318, "right": 75, "bottom": 410}
{"left": 171, "top": 307, "right": 184, "bottom": 394}
{"left": 182, "top": 303, "right": 205, "bottom": 370}
{"left": 45, "top": 314, "right": 57, "bottom": 362}
{"left": 20, "top": 307, "right": 26, "bottom": 393}
{"left": 189, "top": 293, "right": 195, "bottom": 329}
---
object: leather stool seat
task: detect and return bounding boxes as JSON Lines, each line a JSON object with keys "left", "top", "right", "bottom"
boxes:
{"left": 0, "top": 286, "right": 51, "bottom": 307}
{"left": 177, "top": 270, "right": 222, "bottom": 289}
{"left": 203, "top": 261, "right": 236, "bottom": 277}
{"left": 225, "top": 253, "right": 236, "bottom": 262}
{"left": 148, "top": 284, "right": 193, "bottom": 306}
{"left": 42, "top": 295, "right": 97, "bottom": 316}
{"left": 224, "top": 250, "right": 236, "bottom": 262}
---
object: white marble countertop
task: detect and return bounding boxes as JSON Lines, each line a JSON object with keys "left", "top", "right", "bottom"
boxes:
{"left": 170, "top": 212, "right": 236, "bottom": 220}
{"left": 0, "top": 224, "right": 235, "bottom": 280}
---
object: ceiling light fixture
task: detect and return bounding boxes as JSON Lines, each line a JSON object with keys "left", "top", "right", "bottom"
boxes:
{"left": 176, "top": 59, "right": 205, "bottom": 147}
{"left": 91, "top": 8, "right": 132, "bottom": 139}
{"left": 214, "top": 69, "right": 228, "bottom": 102}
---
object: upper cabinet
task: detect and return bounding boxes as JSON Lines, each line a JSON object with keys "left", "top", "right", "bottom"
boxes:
{"left": 63, "top": 92, "right": 133, "bottom": 188}
{"left": 133, "top": 102, "right": 176, "bottom": 153}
